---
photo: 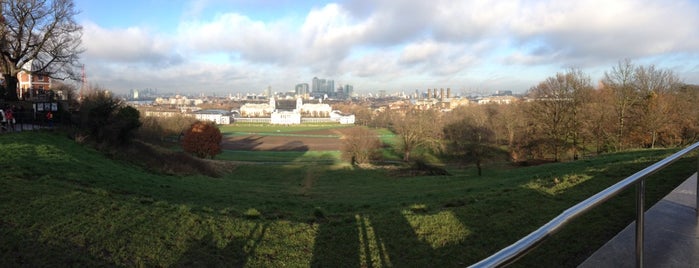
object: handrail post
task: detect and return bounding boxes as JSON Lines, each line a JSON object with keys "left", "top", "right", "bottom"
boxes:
{"left": 635, "top": 179, "right": 645, "bottom": 268}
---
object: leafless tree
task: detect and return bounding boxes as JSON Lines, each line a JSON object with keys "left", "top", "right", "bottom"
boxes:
{"left": 603, "top": 59, "right": 642, "bottom": 150}
{"left": 1, "top": 0, "right": 83, "bottom": 100}
{"left": 341, "top": 127, "right": 382, "bottom": 165}
{"left": 527, "top": 69, "right": 591, "bottom": 161}
{"left": 633, "top": 65, "right": 681, "bottom": 148}
{"left": 391, "top": 109, "right": 441, "bottom": 162}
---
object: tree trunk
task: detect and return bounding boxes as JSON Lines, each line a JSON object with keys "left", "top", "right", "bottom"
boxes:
{"left": 3, "top": 74, "right": 19, "bottom": 101}
{"left": 403, "top": 150, "right": 411, "bottom": 162}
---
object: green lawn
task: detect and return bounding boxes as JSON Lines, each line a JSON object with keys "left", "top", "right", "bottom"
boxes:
{"left": 0, "top": 131, "right": 695, "bottom": 267}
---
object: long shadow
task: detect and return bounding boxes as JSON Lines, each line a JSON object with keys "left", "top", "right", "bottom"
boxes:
{"left": 311, "top": 210, "right": 436, "bottom": 267}
{"left": 311, "top": 218, "right": 360, "bottom": 267}
{"left": 223, "top": 135, "right": 264, "bottom": 150}
{"left": 272, "top": 140, "right": 309, "bottom": 151}
{"left": 0, "top": 220, "right": 115, "bottom": 267}
{"left": 175, "top": 235, "right": 245, "bottom": 267}
{"left": 368, "top": 210, "right": 440, "bottom": 267}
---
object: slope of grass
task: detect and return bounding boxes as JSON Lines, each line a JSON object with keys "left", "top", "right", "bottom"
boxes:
{"left": 0, "top": 131, "right": 696, "bottom": 267}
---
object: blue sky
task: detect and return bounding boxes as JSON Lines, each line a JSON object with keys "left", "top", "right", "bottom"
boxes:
{"left": 74, "top": 0, "right": 699, "bottom": 95}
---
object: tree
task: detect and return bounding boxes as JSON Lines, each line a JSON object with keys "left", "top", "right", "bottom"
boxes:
{"left": 391, "top": 109, "right": 441, "bottom": 162}
{"left": 443, "top": 118, "right": 504, "bottom": 176}
{"left": 105, "top": 106, "right": 141, "bottom": 145}
{"left": 77, "top": 89, "right": 140, "bottom": 146}
{"left": 341, "top": 127, "right": 382, "bottom": 165}
{"left": 1, "top": 0, "right": 83, "bottom": 101}
{"left": 527, "top": 69, "right": 592, "bottom": 161}
{"left": 78, "top": 89, "right": 122, "bottom": 142}
{"left": 633, "top": 65, "right": 681, "bottom": 148}
{"left": 182, "top": 121, "right": 222, "bottom": 159}
{"left": 603, "top": 59, "right": 641, "bottom": 150}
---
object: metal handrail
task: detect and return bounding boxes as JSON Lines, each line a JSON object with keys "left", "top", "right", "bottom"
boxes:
{"left": 470, "top": 142, "right": 699, "bottom": 268}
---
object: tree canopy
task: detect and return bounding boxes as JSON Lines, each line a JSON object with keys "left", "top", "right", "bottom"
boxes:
{"left": 1, "top": 0, "right": 83, "bottom": 100}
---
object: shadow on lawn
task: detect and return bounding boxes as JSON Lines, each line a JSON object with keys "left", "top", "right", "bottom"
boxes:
{"left": 224, "top": 136, "right": 264, "bottom": 150}
{"left": 310, "top": 211, "right": 456, "bottom": 267}
{"left": 175, "top": 223, "right": 268, "bottom": 267}
{"left": 0, "top": 225, "right": 114, "bottom": 267}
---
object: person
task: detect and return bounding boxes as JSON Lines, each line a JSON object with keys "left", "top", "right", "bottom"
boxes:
{"left": 46, "top": 110, "right": 53, "bottom": 128}
{"left": 5, "top": 106, "right": 14, "bottom": 131}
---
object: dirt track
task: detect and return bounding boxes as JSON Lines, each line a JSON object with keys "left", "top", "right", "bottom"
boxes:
{"left": 222, "top": 127, "right": 358, "bottom": 151}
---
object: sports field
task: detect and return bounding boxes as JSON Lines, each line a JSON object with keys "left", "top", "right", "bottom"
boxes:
{"left": 221, "top": 124, "right": 374, "bottom": 151}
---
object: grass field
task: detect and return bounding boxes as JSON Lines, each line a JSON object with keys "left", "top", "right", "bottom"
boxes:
{"left": 219, "top": 123, "right": 403, "bottom": 160}
{"left": 0, "top": 131, "right": 696, "bottom": 267}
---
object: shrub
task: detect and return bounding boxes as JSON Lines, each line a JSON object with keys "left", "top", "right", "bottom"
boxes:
{"left": 138, "top": 115, "right": 198, "bottom": 143}
{"left": 76, "top": 89, "right": 141, "bottom": 146}
{"left": 182, "top": 121, "right": 222, "bottom": 159}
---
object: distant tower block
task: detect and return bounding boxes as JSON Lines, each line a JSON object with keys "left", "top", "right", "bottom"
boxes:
{"left": 440, "top": 88, "right": 444, "bottom": 100}
{"left": 433, "top": 88, "right": 437, "bottom": 99}
{"left": 447, "top": 88, "right": 451, "bottom": 98}
{"left": 427, "top": 88, "right": 432, "bottom": 99}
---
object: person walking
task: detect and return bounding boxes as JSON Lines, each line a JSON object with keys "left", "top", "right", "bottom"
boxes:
{"left": 5, "top": 106, "right": 14, "bottom": 131}
{"left": 46, "top": 110, "right": 54, "bottom": 128}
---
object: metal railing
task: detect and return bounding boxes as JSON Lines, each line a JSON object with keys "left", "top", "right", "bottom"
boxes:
{"left": 470, "top": 142, "right": 699, "bottom": 268}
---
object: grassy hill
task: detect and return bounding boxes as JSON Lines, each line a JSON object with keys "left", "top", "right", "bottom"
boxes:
{"left": 0, "top": 131, "right": 695, "bottom": 267}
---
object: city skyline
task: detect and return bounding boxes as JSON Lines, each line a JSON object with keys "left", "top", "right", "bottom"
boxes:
{"left": 75, "top": 0, "right": 699, "bottom": 95}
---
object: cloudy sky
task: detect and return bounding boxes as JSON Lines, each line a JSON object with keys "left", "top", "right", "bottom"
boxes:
{"left": 75, "top": 0, "right": 699, "bottom": 96}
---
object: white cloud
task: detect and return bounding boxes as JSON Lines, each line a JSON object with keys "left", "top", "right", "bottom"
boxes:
{"left": 79, "top": 0, "right": 699, "bottom": 94}
{"left": 82, "top": 22, "right": 182, "bottom": 66}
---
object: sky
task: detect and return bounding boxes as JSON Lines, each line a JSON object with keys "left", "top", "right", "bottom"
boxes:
{"left": 74, "top": 0, "right": 699, "bottom": 96}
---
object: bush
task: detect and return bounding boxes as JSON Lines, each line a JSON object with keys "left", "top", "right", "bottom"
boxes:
{"left": 138, "top": 115, "right": 198, "bottom": 143}
{"left": 182, "top": 121, "right": 222, "bottom": 159}
{"left": 76, "top": 90, "right": 140, "bottom": 146}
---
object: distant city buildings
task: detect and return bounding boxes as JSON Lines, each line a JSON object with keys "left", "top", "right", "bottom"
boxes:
{"left": 295, "top": 83, "right": 309, "bottom": 97}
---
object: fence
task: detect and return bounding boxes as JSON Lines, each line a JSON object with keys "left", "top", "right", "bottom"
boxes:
{"left": 470, "top": 141, "right": 699, "bottom": 267}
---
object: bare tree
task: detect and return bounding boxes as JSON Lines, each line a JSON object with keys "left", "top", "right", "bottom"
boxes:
{"left": 633, "top": 65, "right": 681, "bottom": 148}
{"left": 526, "top": 68, "right": 593, "bottom": 161}
{"left": 1, "top": 0, "right": 83, "bottom": 100}
{"left": 391, "top": 109, "right": 441, "bottom": 162}
{"left": 341, "top": 127, "right": 382, "bottom": 165}
{"left": 603, "top": 59, "right": 641, "bottom": 151}
{"left": 443, "top": 117, "right": 505, "bottom": 176}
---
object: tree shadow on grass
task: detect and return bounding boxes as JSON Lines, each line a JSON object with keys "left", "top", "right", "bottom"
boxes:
{"left": 175, "top": 222, "right": 268, "bottom": 268}
{"left": 0, "top": 224, "right": 114, "bottom": 267}
{"left": 272, "top": 141, "right": 309, "bottom": 151}
{"left": 223, "top": 136, "right": 264, "bottom": 150}
{"left": 311, "top": 211, "right": 438, "bottom": 267}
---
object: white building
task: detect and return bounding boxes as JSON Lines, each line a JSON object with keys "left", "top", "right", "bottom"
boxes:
{"left": 194, "top": 110, "right": 232, "bottom": 124}
{"left": 240, "top": 98, "right": 275, "bottom": 117}
{"left": 330, "top": 111, "right": 355, "bottom": 124}
{"left": 271, "top": 111, "right": 301, "bottom": 124}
